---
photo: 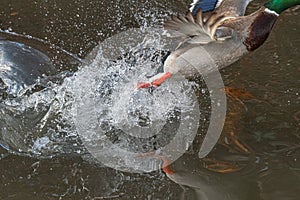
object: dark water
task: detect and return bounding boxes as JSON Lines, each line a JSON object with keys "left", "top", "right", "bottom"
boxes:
{"left": 0, "top": 0, "right": 299, "bottom": 199}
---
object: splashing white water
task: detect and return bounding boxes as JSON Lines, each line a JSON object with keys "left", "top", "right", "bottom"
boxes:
{"left": 0, "top": 20, "right": 202, "bottom": 166}
{"left": 69, "top": 27, "right": 201, "bottom": 172}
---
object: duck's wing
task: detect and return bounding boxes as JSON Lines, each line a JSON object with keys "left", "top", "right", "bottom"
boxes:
{"left": 190, "top": 0, "right": 253, "bottom": 17}
{"left": 164, "top": 11, "right": 228, "bottom": 45}
{"left": 164, "top": 0, "right": 253, "bottom": 45}
{"left": 164, "top": 0, "right": 252, "bottom": 44}
{"left": 163, "top": 12, "right": 212, "bottom": 44}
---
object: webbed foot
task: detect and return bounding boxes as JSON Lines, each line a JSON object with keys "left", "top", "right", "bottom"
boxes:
{"left": 137, "top": 72, "right": 172, "bottom": 89}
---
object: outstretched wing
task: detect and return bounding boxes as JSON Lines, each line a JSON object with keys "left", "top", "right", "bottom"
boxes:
{"left": 164, "top": 12, "right": 211, "bottom": 44}
{"left": 164, "top": 10, "right": 231, "bottom": 44}
{"left": 164, "top": 0, "right": 253, "bottom": 44}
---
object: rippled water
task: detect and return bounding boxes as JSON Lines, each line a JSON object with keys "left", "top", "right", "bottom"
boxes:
{"left": 0, "top": 0, "right": 299, "bottom": 199}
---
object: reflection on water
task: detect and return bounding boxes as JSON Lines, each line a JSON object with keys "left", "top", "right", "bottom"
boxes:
{"left": 0, "top": 0, "right": 299, "bottom": 199}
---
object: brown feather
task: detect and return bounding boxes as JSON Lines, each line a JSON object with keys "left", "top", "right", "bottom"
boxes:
{"left": 186, "top": 12, "right": 195, "bottom": 24}
{"left": 196, "top": 9, "right": 203, "bottom": 26}
{"left": 178, "top": 15, "right": 189, "bottom": 23}
{"left": 208, "top": 15, "right": 227, "bottom": 38}
{"left": 171, "top": 16, "right": 183, "bottom": 23}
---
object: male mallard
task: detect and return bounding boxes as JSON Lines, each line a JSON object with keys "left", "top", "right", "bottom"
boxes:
{"left": 138, "top": 0, "right": 300, "bottom": 88}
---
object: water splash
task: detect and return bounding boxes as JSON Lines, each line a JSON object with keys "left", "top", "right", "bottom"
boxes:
{"left": 70, "top": 29, "right": 201, "bottom": 172}
{"left": 0, "top": 12, "right": 202, "bottom": 169}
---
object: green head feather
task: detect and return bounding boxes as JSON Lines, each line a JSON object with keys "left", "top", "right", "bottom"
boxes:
{"left": 265, "top": 0, "right": 300, "bottom": 13}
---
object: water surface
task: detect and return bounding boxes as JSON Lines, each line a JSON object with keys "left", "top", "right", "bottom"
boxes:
{"left": 0, "top": 0, "right": 299, "bottom": 199}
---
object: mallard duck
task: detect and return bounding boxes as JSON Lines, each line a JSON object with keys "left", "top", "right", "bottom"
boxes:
{"left": 138, "top": 0, "right": 300, "bottom": 88}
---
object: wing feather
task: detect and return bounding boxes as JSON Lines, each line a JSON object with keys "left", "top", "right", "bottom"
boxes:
{"left": 164, "top": 9, "right": 231, "bottom": 44}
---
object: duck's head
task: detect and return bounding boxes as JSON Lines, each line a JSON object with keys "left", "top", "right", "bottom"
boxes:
{"left": 265, "top": 0, "right": 300, "bottom": 14}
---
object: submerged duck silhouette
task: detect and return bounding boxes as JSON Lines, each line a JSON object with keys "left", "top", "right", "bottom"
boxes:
{"left": 138, "top": 0, "right": 300, "bottom": 89}
{"left": 161, "top": 154, "right": 260, "bottom": 200}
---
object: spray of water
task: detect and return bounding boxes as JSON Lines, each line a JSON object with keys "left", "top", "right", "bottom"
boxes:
{"left": 0, "top": 27, "right": 200, "bottom": 166}
{"left": 0, "top": 6, "right": 226, "bottom": 173}
{"left": 70, "top": 31, "right": 201, "bottom": 172}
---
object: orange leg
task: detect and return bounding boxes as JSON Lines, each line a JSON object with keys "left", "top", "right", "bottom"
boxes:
{"left": 137, "top": 72, "right": 172, "bottom": 89}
